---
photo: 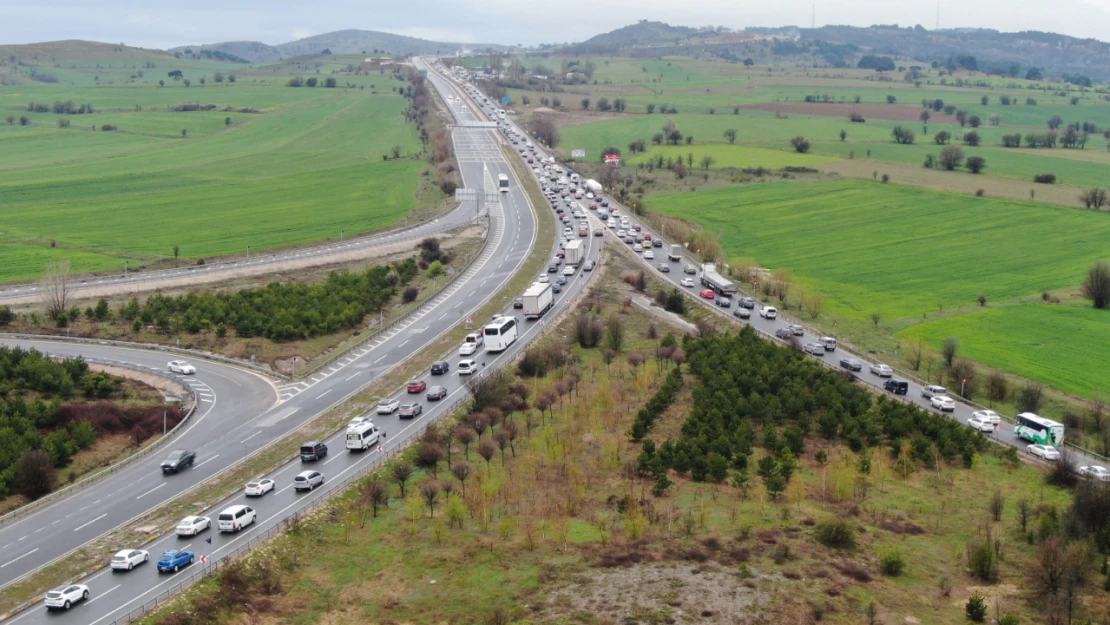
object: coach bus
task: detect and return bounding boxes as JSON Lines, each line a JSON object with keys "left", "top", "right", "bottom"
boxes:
{"left": 483, "top": 316, "right": 518, "bottom": 352}
{"left": 1015, "top": 412, "right": 1065, "bottom": 447}
{"left": 498, "top": 173, "right": 509, "bottom": 192}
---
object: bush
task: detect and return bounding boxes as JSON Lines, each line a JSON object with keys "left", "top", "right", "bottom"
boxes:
{"left": 879, "top": 550, "right": 905, "bottom": 576}
{"left": 402, "top": 286, "right": 419, "bottom": 303}
{"left": 966, "top": 592, "right": 988, "bottom": 622}
{"left": 1033, "top": 173, "right": 1057, "bottom": 184}
{"left": 628, "top": 367, "right": 683, "bottom": 440}
{"left": 815, "top": 518, "right": 856, "bottom": 549}
{"left": 967, "top": 537, "right": 998, "bottom": 581}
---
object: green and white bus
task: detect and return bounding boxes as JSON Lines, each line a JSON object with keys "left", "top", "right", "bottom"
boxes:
{"left": 1014, "top": 412, "right": 1065, "bottom": 446}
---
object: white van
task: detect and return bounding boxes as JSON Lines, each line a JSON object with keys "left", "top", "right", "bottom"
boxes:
{"left": 759, "top": 306, "right": 778, "bottom": 319}
{"left": 346, "top": 421, "right": 381, "bottom": 451}
{"left": 820, "top": 337, "right": 837, "bottom": 351}
{"left": 217, "top": 505, "right": 256, "bottom": 532}
{"left": 458, "top": 359, "right": 477, "bottom": 375}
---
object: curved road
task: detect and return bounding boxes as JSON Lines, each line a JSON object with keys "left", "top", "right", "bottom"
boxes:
{"left": 0, "top": 58, "right": 597, "bottom": 625}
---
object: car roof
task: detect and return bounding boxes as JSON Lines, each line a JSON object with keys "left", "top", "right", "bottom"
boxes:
{"left": 222, "top": 504, "right": 248, "bottom": 512}
{"left": 296, "top": 470, "right": 317, "bottom": 477}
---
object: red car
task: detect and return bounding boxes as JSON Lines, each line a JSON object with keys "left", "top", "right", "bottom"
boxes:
{"left": 699, "top": 289, "right": 716, "bottom": 300}
{"left": 633, "top": 225, "right": 642, "bottom": 232}
{"left": 589, "top": 203, "right": 598, "bottom": 210}
{"left": 643, "top": 233, "right": 652, "bottom": 241}
{"left": 406, "top": 379, "right": 427, "bottom": 393}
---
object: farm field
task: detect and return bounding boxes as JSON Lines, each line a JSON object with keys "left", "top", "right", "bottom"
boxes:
{"left": 904, "top": 302, "right": 1110, "bottom": 399}
{"left": 632, "top": 144, "right": 836, "bottom": 169}
{"left": 0, "top": 44, "right": 434, "bottom": 283}
{"left": 648, "top": 179, "right": 1110, "bottom": 320}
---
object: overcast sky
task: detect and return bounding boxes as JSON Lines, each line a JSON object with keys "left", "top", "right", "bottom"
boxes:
{"left": 2, "top": 0, "right": 1108, "bottom": 49}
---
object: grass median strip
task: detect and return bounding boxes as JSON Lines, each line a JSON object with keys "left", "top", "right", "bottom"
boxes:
{"left": 0, "top": 133, "right": 555, "bottom": 618}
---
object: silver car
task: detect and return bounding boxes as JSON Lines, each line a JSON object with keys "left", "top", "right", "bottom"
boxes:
{"left": 294, "top": 470, "right": 324, "bottom": 491}
{"left": 870, "top": 363, "right": 894, "bottom": 377}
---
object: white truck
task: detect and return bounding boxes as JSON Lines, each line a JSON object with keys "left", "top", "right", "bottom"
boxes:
{"left": 522, "top": 282, "right": 553, "bottom": 320}
{"left": 585, "top": 179, "right": 603, "bottom": 195}
{"left": 700, "top": 263, "right": 738, "bottom": 296}
{"left": 563, "top": 239, "right": 584, "bottom": 266}
{"left": 668, "top": 244, "right": 683, "bottom": 261}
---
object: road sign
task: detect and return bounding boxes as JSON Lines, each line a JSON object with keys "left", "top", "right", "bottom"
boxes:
{"left": 571, "top": 149, "right": 586, "bottom": 158}
{"left": 501, "top": 96, "right": 511, "bottom": 104}
{"left": 201, "top": 554, "right": 208, "bottom": 565}
{"left": 604, "top": 153, "right": 621, "bottom": 165}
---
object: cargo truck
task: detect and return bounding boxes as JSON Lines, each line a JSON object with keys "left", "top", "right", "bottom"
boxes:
{"left": 700, "top": 263, "right": 738, "bottom": 296}
{"left": 563, "top": 239, "right": 584, "bottom": 266}
{"left": 668, "top": 244, "right": 683, "bottom": 261}
{"left": 585, "top": 179, "right": 603, "bottom": 195}
{"left": 522, "top": 282, "right": 553, "bottom": 320}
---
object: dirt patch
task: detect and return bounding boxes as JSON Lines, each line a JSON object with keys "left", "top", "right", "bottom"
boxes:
{"left": 88, "top": 363, "right": 188, "bottom": 399}
{"left": 538, "top": 563, "right": 775, "bottom": 624}
{"left": 741, "top": 102, "right": 958, "bottom": 124}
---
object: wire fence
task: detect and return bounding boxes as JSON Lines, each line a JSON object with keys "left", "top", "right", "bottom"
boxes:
{"left": 0, "top": 358, "right": 199, "bottom": 529}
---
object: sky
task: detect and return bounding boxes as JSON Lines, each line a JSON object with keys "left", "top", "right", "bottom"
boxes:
{"left": 1, "top": 0, "right": 1109, "bottom": 49}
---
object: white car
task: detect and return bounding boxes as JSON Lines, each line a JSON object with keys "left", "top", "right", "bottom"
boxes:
{"left": 44, "top": 584, "right": 89, "bottom": 611}
{"left": 971, "top": 410, "right": 1002, "bottom": 425}
{"left": 1026, "top": 444, "right": 1061, "bottom": 461}
{"left": 680, "top": 277, "right": 696, "bottom": 287}
{"left": 562, "top": 266, "right": 575, "bottom": 276}
{"left": 110, "top": 549, "right": 150, "bottom": 571}
{"left": 217, "top": 504, "right": 256, "bottom": 532}
{"left": 1080, "top": 465, "right": 1110, "bottom": 481}
{"left": 617, "top": 229, "right": 626, "bottom": 237}
{"left": 759, "top": 306, "right": 778, "bottom": 319}
{"left": 870, "top": 363, "right": 894, "bottom": 377}
{"left": 460, "top": 341, "right": 479, "bottom": 355}
{"left": 167, "top": 360, "right": 196, "bottom": 375}
{"left": 966, "top": 417, "right": 994, "bottom": 433}
{"left": 537, "top": 275, "right": 549, "bottom": 284}
{"left": 643, "top": 250, "right": 655, "bottom": 259}
{"left": 244, "top": 478, "right": 276, "bottom": 496}
{"left": 633, "top": 244, "right": 643, "bottom": 253}
{"left": 930, "top": 395, "right": 955, "bottom": 411}
{"left": 175, "top": 515, "right": 211, "bottom": 536}
{"left": 458, "top": 359, "right": 477, "bottom": 375}
{"left": 376, "top": 399, "right": 400, "bottom": 415}
{"left": 294, "top": 470, "right": 324, "bottom": 490}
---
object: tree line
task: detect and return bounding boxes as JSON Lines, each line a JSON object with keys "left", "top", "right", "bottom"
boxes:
{"left": 108, "top": 260, "right": 418, "bottom": 341}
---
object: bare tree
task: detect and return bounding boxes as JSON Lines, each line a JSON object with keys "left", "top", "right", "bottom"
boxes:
{"left": 42, "top": 259, "right": 72, "bottom": 319}
{"left": 362, "top": 480, "right": 389, "bottom": 519}
{"left": 16, "top": 450, "right": 54, "bottom": 500}
{"left": 1027, "top": 537, "right": 1091, "bottom": 625}
{"left": 420, "top": 480, "right": 439, "bottom": 517}
{"left": 391, "top": 461, "right": 413, "bottom": 497}
{"left": 451, "top": 462, "right": 471, "bottom": 496}
{"left": 454, "top": 426, "right": 476, "bottom": 459}
{"left": 477, "top": 439, "right": 496, "bottom": 475}
{"left": 942, "top": 337, "right": 960, "bottom": 366}
{"left": 1082, "top": 260, "right": 1110, "bottom": 309}
{"left": 724, "top": 128, "right": 738, "bottom": 144}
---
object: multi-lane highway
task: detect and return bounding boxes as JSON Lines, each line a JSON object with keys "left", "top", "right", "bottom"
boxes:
{"left": 0, "top": 58, "right": 599, "bottom": 625}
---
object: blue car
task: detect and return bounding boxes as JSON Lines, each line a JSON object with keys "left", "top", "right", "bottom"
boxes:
{"left": 157, "top": 550, "right": 194, "bottom": 573}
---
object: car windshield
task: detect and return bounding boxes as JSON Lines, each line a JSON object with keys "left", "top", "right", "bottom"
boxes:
{"left": 166, "top": 451, "right": 184, "bottom": 461}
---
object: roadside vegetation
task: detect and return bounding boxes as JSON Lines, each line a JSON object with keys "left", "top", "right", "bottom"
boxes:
{"left": 136, "top": 255, "right": 1107, "bottom": 625}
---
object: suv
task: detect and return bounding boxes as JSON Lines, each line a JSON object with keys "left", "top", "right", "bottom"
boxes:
{"left": 160, "top": 449, "right": 195, "bottom": 474}
{"left": 884, "top": 378, "right": 909, "bottom": 395}
{"left": 299, "top": 441, "right": 327, "bottom": 462}
{"left": 921, "top": 384, "right": 947, "bottom": 398}
{"left": 217, "top": 505, "right": 256, "bottom": 532}
{"left": 294, "top": 470, "right": 324, "bottom": 491}
{"left": 430, "top": 361, "right": 450, "bottom": 375}
{"left": 759, "top": 306, "right": 778, "bottom": 319}
{"left": 803, "top": 343, "right": 826, "bottom": 356}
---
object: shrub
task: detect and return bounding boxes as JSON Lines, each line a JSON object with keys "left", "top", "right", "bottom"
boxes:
{"left": 402, "top": 286, "right": 419, "bottom": 303}
{"left": 966, "top": 592, "right": 988, "bottom": 622}
{"left": 879, "top": 550, "right": 905, "bottom": 576}
{"left": 1033, "top": 173, "right": 1057, "bottom": 184}
{"left": 815, "top": 518, "right": 856, "bottom": 549}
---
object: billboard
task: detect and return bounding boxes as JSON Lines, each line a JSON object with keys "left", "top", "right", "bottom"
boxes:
{"left": 603, "top": 154, "right": 621, "bottom": 165}
{"left": 571, "top": 149, "right": 586, "bottom": 158}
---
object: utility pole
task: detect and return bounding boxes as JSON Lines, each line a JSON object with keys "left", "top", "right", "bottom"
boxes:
{"left": 163, "top": 411, "right": 167, "bottom": 436}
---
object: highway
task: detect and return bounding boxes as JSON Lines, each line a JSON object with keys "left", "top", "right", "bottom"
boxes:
{"left": 0, "top": 58, "right": 599, "bottom": 625}
{"left": 0, "top": 203, "right": 475, "bottom": 305}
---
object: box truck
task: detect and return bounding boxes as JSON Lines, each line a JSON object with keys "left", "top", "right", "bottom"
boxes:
{"left": 668, "top": 244, "right": 683, "bottom": 261}
{"left": 563, "top": 239, "right": 584, "bottom": 266}
{"left": 522, "top": 282, "right": 553, "bottom": 320}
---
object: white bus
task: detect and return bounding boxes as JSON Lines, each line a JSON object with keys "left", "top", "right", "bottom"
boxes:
{"left": 1015, "top": 412, "right": 1065, "bottom": 447}
{"left": 483, "top": 316, "right": 518, "bottom": 352}
{"left": 346, "top": 422, "right": 381, "bottom": 451}
{"left": 498, "top": 173, "right": 509, "bottom": 193}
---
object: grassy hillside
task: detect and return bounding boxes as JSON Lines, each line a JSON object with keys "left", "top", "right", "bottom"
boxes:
{"left": 0, "top": 44, "right": 435, "bottom": 282}
{"left": 650, "top": 179, "right": 1110, "bottom": 320}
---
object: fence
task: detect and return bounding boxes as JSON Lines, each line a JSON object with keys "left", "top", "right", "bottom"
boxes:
{"left": 0, "top": 357, "right": 199, "bottom": 529}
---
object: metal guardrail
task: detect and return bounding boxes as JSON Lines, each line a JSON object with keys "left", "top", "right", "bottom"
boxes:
{"left": 0, "top": 357, "right": 199, "bottom": 529}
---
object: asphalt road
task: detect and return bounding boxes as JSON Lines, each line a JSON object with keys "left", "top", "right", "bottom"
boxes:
{"left": 0, "top": 197, "right": 473, "bottom": 305}
{"left": 0, "top": 59, "right": 598, "bottom": 625}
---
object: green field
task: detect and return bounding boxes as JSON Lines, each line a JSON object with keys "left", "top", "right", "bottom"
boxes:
{"left": 632, "top": 144, "right": 836, "bottom": 169}
{"left": 904, "top": 303, "right": 1110, "bottom": 399}
{"left": 649, "top": 180, "right": 1110, "bottom": 320}
{"left": 0, "top": 44, "right": 433, "bottom": 282}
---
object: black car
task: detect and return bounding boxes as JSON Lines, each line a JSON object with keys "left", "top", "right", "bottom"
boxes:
{"left": 738, "top": 297, "right": 757, "bottom": 309}
{"left": 555, "top": 276, "right": 568, "bottom": 285}
{"left": 839, "top": 358, "right": 863, "bottom": 372}
{"left": 547, "top": 264, "right": 558, "bottom": 273}
{"left": 652, "top": 239, "right": 663, "bottom": 248}
{"left": 430, "top": 361, "right": 450, "bottom": 375}
{"left": 299, "top": 441, "right": 327, "bottom": 462}
{"left": 426, "top": 385, "right": 448, "bottom": 401}
{"left": 714, "top": 297, "right": 732, "bottom": 308}
{"left": 161, "top": 449, "right": 195, "bottom": 474}
{"left": 884, "top": 378, "right": 909, "bottom": 395}
{"left": 552, "top": 283, "right": 562, "bottom": 293}
{"left": 513, "top": 298, "right": 524, "bottom": 309}
{"left": 774, "top": 328, "right": 793, "bottom": 340}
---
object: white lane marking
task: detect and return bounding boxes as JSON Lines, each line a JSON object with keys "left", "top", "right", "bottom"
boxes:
{"left": 399, "top": 339, "right": 409, "bottom": 348}
{"left": 345, "top": 372, "right": 361, "bottom": 382}
{"left": 280, "top": 408, "right": 300, "bottom": 421}
{"left": 73, "top": 514, "right": 107, "bottom": 532}
{"left": 88, "top": 583, "right": 121, "bottom": 604}
{"left": 373, "top": 355, "right": 387, "bottom": 364}
{"left": 16, "top": 536, "right": 26, "bottom": 542}
{"left": 193, "top": 455, "right": 220, "bottom": 469}
{"left": 0, "top": 548, "right": 39, "bottom": 568}
{"left": 316, "top": 389, "right": 332, "bottom": 400}
{"left": 135, "top": 482, "right": 167, "bottom": 500}
{"left": 239, "top": 431, "right": 261, "bottom": 445}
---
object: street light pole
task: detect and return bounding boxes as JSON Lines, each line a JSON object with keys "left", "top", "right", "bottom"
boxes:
{"left": 163, "top": 411, "right": 167, "bottom": 436}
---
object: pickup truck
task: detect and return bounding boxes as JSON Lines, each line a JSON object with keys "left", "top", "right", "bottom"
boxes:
{"left": 157, "top": 550, "right": 194, "bottom": 573}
